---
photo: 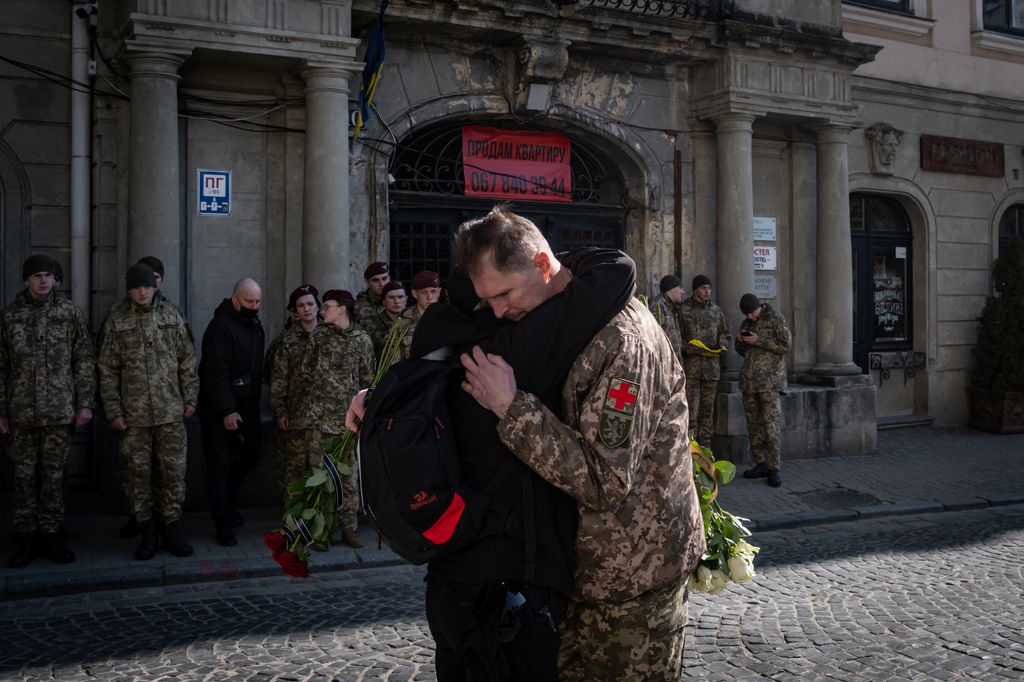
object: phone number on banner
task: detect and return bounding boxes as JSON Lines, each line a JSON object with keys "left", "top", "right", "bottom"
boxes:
{"left": 466, "top": 171, "right": 570, "bottom": 201}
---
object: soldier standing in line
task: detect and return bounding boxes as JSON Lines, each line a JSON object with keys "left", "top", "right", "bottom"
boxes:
{"left": 198, "top": 278, "right": 266, "bottom": 547}
{"left": 390, "top": 270, "right": 442, "bottom": 365}
{"left": 454, "top": 210, "right": 704, "bottom": 681}
{"left": 649, "top": 274, "right": 685, "bottom": 361}
{"left": 269, "top": 284, "right": 321, "bottom": 502}
{"left": 353, "top": 261, "right": 390, "bottom": 325}
{"left": 98, "top": 263, "right": 199, "bottom": 560}
{"left": 736, "top": 293, "right": 791, "bottom": 487}
{"left": 679, "top": 274, "right": 730, "bottom": 446}
{"left": 362, "top": 280, "right": 407, "bottom": 358}
{"left": 0, "top": 254, "right": 96, "bottom": 568}
{"left": 309, "top": 289, "right": 374, "bottom": 548}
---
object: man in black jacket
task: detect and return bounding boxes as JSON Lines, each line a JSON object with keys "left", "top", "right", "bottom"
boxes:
{"left": 407, "top": 237, "right": 637, "bottom": 681}
{"left": 198, "top": 278, "right": 266, "bottom": 546}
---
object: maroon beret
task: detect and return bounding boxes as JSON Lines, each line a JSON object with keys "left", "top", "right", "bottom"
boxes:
{"left": 363, "top": 262, "right": 388, "bottom": 279}
{"left": 411, "top": 270, "right": 441, "bottom": 290}
{"left": 382, "top": 280, "right": 405, "bottom": 296}
{"left": 287, "top": 284, "right": 320, "bottom": 310}
{"left": 323, "top": 289, "right": 355, "bottom": 305}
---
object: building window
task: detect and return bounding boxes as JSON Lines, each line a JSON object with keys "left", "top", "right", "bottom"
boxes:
{"left": 845, "top": 0, "right": 910, "bottom": 13}
{"left": 999, "top": 204, "right": 1024, "bottom": 254}
{"left": 983, "top": 0, "right": 1024, "bottom": 34}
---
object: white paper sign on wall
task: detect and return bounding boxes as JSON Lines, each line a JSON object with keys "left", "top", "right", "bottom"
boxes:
{"left": 753, "top": 245, "right": 777, "bottom": 270}
{"left": 753, "top": 216, "right": 777, "bottom": 241}
{"left": 198, "top": 169, "right": 231, "bottom": 216}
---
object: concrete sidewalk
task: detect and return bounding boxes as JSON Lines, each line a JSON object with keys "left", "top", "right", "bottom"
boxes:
{"left": 2, "top": 427, "right": 1023, "bottom": 599}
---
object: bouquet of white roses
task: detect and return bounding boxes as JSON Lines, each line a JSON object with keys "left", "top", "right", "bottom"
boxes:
{"left": 688, "top": 440, "right": 760, "bottom": 595}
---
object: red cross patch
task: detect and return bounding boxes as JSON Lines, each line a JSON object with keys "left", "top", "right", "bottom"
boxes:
{"left": 599, "top": 377, "right": 639, "bottom": 448}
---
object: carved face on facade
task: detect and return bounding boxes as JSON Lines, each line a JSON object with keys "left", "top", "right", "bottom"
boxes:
{"left": 866, "top": 123, "right": 904, "bottom": 175}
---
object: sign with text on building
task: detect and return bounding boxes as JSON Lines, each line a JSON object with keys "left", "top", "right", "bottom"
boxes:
{"left": 754, "top": 273, "right": 777, "bottom": 299}
{"left": 753, "top": 245, "right": 777, "bottom": 270}
{"left": 920, "top": 135, "right": 1003, "bottom": 178}
{"left": 197, "top": 169, "right": 231, "bottom": 216}
{"left": 753, "top": 216, "right": 777, "bottom": 241}
{"left": 462, "top": 126, "right": 572, "bottom": 203}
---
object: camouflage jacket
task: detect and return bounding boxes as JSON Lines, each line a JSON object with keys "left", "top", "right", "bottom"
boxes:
{"left": 0, "top": 290, "right": 96, "bottom": 427}
{"left": 98, "top": 296, "right": 199, "bottom": 427}
{"left": 678, "top": 296, "right": 730, "bottom": 382}
{"left": 735, "top": 303, "right": 791, "bottom": 394}
{"left": 389, "top": 306, "right": 423, "bottom": 367}
{"left": 353, "top": 289, "right": 382, "bottom": 328}
{"left": 268, "top": 324, "right": 319, "bottom": 430}
{"left": 361, "top": 306, "right": 401, "bottom": 359}
{"left": 649, "top": 293, "right": 683, "bottom": 361}
{"left": 306, "top": 323, "right": 375, "bottom": 435}
{"left": 497, "top": 298, "right": 705, "bottom": 603}
{"left": 97, "top": 289, "right": 192, "bottom": 351}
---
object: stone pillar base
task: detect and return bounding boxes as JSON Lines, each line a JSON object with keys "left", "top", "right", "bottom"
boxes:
{"left": 711, "top": 379, "right": 877, "bottom": 464}
{"left": 807, "top": 362, "right": 864, "bottom": 378}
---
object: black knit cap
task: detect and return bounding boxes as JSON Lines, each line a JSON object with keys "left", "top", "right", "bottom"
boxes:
{"left": 126, "top": 262, "right": 158, "bottom": 289}
{"left": 739, "top": 293, "right": 761, "bottom": 314}
{"left": 287, "top": 284, "right": 320, "bottom": 311}
{"left": 22, "top": 254, "right": 58, "bottom": 281}
{"left": 137, "top": 256, "right": 164, "bottom": 278}
{"left": 659, "top": 275, "right": 683, "bottom": 294}
{"left": 692, "top": 274, "right": 712, "bottom": 291}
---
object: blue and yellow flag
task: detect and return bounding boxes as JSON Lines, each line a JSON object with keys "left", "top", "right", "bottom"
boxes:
{"left": 352, "top": 0, "right": 389, "bottom": 142}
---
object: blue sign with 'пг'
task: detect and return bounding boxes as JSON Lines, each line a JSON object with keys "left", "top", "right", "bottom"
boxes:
{"left": 198, "top": 169, "right": 231, "bottom": 216}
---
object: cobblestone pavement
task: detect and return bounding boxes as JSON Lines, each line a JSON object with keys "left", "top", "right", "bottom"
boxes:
{"left": 3, "top": 504, "right": 1023, "bottom": 681}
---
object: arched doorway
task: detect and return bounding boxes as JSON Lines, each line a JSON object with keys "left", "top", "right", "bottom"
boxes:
{"left": 850, "top": 192, "right": 914, "bottom": 373}
{"left": 386, "top": 120, "right": 629, "bottom": 286}
{"left": 998, "top": 203, "right": 1024, "bottom": 255}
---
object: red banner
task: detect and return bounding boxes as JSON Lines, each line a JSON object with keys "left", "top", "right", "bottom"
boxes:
{"left": 462, "top": 126, "right": 572, "bottom": 203}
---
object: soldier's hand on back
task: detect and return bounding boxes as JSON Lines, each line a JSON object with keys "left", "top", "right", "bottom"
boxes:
{"left": 111, "top": 416, "right": 128, "bottom": 431}
{"left": 223, "top": 412, "right": 243, "bottom": 431}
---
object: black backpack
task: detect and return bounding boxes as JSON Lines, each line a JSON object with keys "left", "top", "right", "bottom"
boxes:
{"left": 359, "top": 358, "right": 519, "bottom": 565}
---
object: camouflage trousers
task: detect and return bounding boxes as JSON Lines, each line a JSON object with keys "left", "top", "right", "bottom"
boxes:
{"left": 742, "top": 390, "right": 782, "bottom": 471}
{"left": 559, "top": 579, "right": 689, "bottom": 681}
{"left": 279, "top": 429, "right": 359, "bottom": 531}
{"left": 6, "top": 424, "right": 74, "bottom": 533}
{"left": 685, "top": 378, "right": 717, "bottom": 447}
{"left": 119, "top": 422, "right": 187, "bottom": 524}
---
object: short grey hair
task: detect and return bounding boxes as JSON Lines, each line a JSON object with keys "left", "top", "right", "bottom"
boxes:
{"left": 453, "top": 206, "right": 549, "bottom": 278}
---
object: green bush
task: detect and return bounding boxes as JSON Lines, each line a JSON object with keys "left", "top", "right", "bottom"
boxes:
{"left": 972, "top": 235, "right": 1024, "bottom": 392}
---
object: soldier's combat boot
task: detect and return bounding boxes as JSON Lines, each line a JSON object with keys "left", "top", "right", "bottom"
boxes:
{"left": 766, "top": 470, "right": 781, "bottom": 487}
{"left": 118, "top": 514, "right": 141, "bottom": 539}
{"left": 135, "top": 520, "right": 160, "bottom": 560}
{"left": 341, "top": 529, "right": 364, "bottom": 548}
{"left": 215, "top": 524, "right": 237, "bottom": 547}
{"left": 161, "top": 521, "right": 194, "bottom": 557}
{"left": 39, "top": 532, "right": 75, "bottom": 564}
{"left": 743, "top": 463, "right": 768, "bottom": 479}
{"left": 8, "top": 532, "right": 37, "bottom": 568}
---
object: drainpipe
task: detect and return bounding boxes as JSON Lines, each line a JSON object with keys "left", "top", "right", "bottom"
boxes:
{"left": 70, "top": 3, "right": 94, "bottom": 316}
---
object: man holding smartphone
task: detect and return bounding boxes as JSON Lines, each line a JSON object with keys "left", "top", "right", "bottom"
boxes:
{"left": 735, "top": 293, "right": 791, "bottom": 487}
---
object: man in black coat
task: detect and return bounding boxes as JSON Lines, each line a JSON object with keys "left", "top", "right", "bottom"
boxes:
{"left": 198, "top": 278, "right": 266, "bottom": 546}
{"left": 408, "top": 243, "right": 636, "bottom": 682}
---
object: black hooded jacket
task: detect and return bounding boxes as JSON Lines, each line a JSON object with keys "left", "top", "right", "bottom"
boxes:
{"left": 410, "top": 248, "right": 636, "bottom": 595}
{"left": 198, "top": 298, "right": 266, "bottom": 419}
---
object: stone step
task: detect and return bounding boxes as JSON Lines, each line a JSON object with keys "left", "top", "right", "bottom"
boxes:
{"left": 877, "top": 415, "right": 934, "bottom": 430}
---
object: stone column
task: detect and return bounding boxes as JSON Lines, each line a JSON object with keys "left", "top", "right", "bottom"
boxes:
{"left": 811, "top": 124, "right": 861, "bottom": 376}
{"left": 127, "top": 51, "right": 187, "bottom": 304}
{"left": 301, "top": 62, "right": 356, "bottom": 288}
{"left": 713, "top": 113, "right": 757, "bottom": 377}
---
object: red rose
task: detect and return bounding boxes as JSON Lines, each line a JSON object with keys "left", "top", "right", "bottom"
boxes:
{"left": 263, "top": 531, "right": 287, "bottom": 554}
{"left": 273, "top": 550, "right": 310, "bottom": 578}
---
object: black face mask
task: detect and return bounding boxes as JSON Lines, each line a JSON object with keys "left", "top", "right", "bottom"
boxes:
{"left": 238, "top": 306, "right": 259, "bottom": 320}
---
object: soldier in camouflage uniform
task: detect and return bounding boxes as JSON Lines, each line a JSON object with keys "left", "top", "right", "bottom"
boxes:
{"left": 353, "top": 261, "right": 390, "bottom": 326}
{"left": 1, "top": 254, "right": 96, "bottom": 568}
{"left": 735, "top": 293, "right": 791, "bottom": 487}
{"left": 679, "top": 274, "right": 730, "bottom": 446}
{"left": 648, "top": 274, "right": 685, "bottom": 361}
{"left": 99, "top": 263, "right": 200, "bottom": 559}
{"left": 360, "top": 279, "right": 406, "bottom": 359}
{"left": 455, "top": 214, "right": 705, "bottom": 682}
{"left": 389, "top": 271, "right": 442, "bottom": 366}
{"left": 311, "top": 290, "right": 375, "bottom": 547}
{"left": 269, "top": 285, "right": 321, "bottom": 502}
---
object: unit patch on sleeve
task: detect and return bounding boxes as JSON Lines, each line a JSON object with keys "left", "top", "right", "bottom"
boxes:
{"left": 598, "top": 377, "right": 640, "bottom": 448}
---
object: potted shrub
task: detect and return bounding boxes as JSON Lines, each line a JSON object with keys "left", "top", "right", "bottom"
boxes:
{"left": 969, "top": 235, "right": 1024, "bottom": 433}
